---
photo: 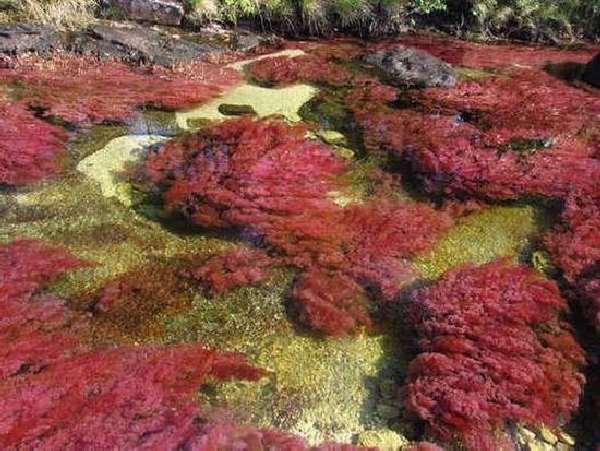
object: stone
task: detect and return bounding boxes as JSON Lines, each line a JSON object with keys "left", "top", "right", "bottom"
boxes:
{"left": 582, "top": 52, "right": 600, "bottom": 88}
{"left": 0, "top": 24, "right": 62, "bottom": 56}
{"left": 538, "top": 426, "right": 558, "bottom": 445}
{"left": 356, "top": 430, "right": 408, "bottom": 448}
{"left": 175, "top": 82, "right": 318, "bottom": 128}
{"left": 218, "top": 103, "right": 257, "bottom": 116}
{"left": 69, "top": 23, "right": 223, "bottom": 66}
{"left": 317, "top": 130, "right": 347, "bottom": 147}
{"left": 364, "top": 46, "right": 457, "bottom": 88}
{"left": 100, "top": 0, "right": 185, "bottom": 26}
{"left": 77, "top": 134, "right": 168, "bottom": 206}
{"left": 234, "top": 29, "right": 261, "bottom": 52}
{"left": 558, "top": 431, "right": 575, "bottom": 446}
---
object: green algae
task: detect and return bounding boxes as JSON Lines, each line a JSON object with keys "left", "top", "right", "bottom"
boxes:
{"left": 164, "top": 266, "right": 409, "bottom": 444}
{"left": 67, "top": 124, "right": 129, "bottom": 163}
{"left": 2, "top": 175, "right": 232, "bottom": 298}
{"left": 175, "top": 82, "right": 319, "bottom": 128}
{"left": 198, "top": 333, "right": 401, "bottom": 445}
{"left": 413, "top": 203, "right": 551, "bottom": 279}
{"left": 455, "top": 66, "right": 495, "bottom": 81}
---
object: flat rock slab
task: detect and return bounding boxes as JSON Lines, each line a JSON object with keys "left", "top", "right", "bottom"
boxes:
{"left": 364, "top": 46, "right": 456, "bottom": 88}
{"left": 0, "top": 24, "right": 62, "bottom": 56}
{"left": 100, "top": 0, "right": 184, "bottom": 26}
{"left": 583, "top": 52, "right": 600, "bottom": 88}
{"left": 69, "top": 24, "right": 224, "bottom": 66}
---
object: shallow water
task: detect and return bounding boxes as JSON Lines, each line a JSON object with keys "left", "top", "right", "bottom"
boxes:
{"left": 1, "top": 35, "right": 599, "bottom": 449}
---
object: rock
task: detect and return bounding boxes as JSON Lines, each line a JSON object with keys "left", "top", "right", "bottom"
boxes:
{"left": 77, "top": 134, "right": 168, "bottom": 206}
{"left": 218, "top": 103, "right": 257, "bottom": 116}
{"left": 583, "top": 53, "right": 600, "bottom": 88}
{"left": 558, "top": 431, "right": 575, "bottom": 446}
{"left": 317, "top": 130, "right": 348, "bottom": 147}
{"left": 234, "top": 29, "right": 261, "bottom": 52}
{"left": 537, "top": 426, "right": 558, "bottom": 445}
{"left": 356, "top": 429, "right": 408, "bottom": 448}
{"left": 175, "top": 82, "right": 318, "bottom": 128}
{"left": 69, "top": 23, "right": 223, "bottom": 66}
{"left": 0, "top": 24, "right": 62, "bottom": 56}
{"left": 364, "top": 46, "right": 456, "bottom": 88}
{"left": 100, "top": 0, "right": 184, "bottom": 26}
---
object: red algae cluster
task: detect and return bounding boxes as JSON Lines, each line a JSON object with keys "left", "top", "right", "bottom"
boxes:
{"left": 246, "top": 54, "right": 352, "bottom": 87}
{"left": 0, "top": 54, "right": 242, "bottom": 126}
{"left": 142, "top": 117, "right": 452, "bottom": 335}
{"left": 545, "top": 194, "right": 600, "bottom": 330}
{"left": 1, "top": 239, "right": 383, "bottom": 449}
{"left": 0, "top": 98, "right": 68, "bottom": 186}
{"left": 406, "top": 260, "right": 586, "bottom": 450}
{"left": 0, "top": 240, "right": 267, "bottom": 448}
{"left": 369, "top": 35, "right": 597, "bottom": 69}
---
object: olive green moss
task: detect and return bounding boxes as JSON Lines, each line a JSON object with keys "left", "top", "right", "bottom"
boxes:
{"left": 413, "top": 203, "right": 552, "bottom": 279}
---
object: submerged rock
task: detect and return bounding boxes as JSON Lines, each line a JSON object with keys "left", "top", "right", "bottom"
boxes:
{"left": 583, "top": 52, "right": 600, "bottom": 87}
{"left": 218, "top": 103, "right": 257, "bottom": 116}
{"left": 70, "top": 23, "right": 224, "bottom": 66}
{"left": 176, "top": 83, "right": 318, "bottom": 127}
{"left": 364, "top": 46, "right": 456, "bottom": 88}
{"left": 99, "top": 0, "right": 185, "bottom": 26}
{"left": 77, "top": 135, "right": 168, "bottom": 206}
{"left": 0, "top": 24, "right": 61, "bottom": 56}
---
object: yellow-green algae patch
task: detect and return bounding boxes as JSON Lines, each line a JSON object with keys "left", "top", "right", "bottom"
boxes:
{"left": 175, "top": 83, "right": 319, "bottom": 128}
{"left": 165, "top": 270, "right": 408, "bottom": 445}
{"left": 77, "top": 135, "right": 169, "bottom": 206}
{"left": 2, "top": 175, "right": 233, "bottom": 297}
{"left": 414, "top": 204, "right": 551, "bottom": 279}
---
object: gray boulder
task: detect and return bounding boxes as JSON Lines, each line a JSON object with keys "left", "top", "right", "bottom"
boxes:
{"left": 582, "top": 52, "right": 600, "bottom": 88}
{"left": 365, "top": 46, "right": 456, "bottom": 88}
{"left": 69, "top": 24, "right": 224, "bottom": 66}
{"left": 0, "top": 24, "right": 62, "bottom": 56}
{"left": 100, "top": 0, "right": 185, "bottom": 26}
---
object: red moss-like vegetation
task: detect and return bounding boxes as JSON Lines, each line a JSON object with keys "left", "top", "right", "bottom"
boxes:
{"left": 141, "top": 117, "right": 452, "bottom": 335}
{"left": 0, "top": 55, "right": 241, "bottom": 126}
{"left": 544, "top": 194, "right": 600, "bottom": 330}
{"left": 350, "top": 68, "right": 600, "bottom": 201}
{"left": 189, "top": 248, "right": 276, "bottom": 294}
{"left": 246, "top": 54, "right": 352, "bottom": 87}
{"left": 369, "top": 35, "right": 597, "bottom": 69}
{"left": 0, "top": 239, "right": 267, "bottom": 448}
{"left": 406, "top": 260, "right": 586, "bottom": 450}
{"left": 0, "top": 99, "right": 68, "bottom": 186}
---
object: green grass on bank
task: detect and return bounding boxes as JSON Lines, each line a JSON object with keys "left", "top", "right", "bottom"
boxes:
{"left": 1, "top": 0, "right": 599, "bottom": 40}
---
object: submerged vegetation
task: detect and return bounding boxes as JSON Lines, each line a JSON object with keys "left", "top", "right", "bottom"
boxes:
{"left": 0, "top": 6, "right": 599, "bottom": 448}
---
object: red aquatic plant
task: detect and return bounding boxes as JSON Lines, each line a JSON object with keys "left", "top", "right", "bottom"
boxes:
{"left": 544, "top": 194, "right": 600, "bottom": 330}
{"left": 142, "top": 117, "right": 452, "bottom": 334}
{"left": 246, "top": 54, "right": 352, "bottom": 87}
{"left": 413, "top": 68, "right": 600, "bottom": 146}
{"left": 189, "top": 248, "right": 276, "bottom": 294}
{"left": 0, "top": 239, "right": 266, "bottom": 448}
{"left": 0, "top": 54, "right": 241, "bottom": 126}
{"left": 405, "top": 259, "right": 586, "bottom": 450}
{"left": 0, "top": 99, "right": 68, "bottom": 186}
{"left": 369, "top": 35, "right": 597, "bottom": 69}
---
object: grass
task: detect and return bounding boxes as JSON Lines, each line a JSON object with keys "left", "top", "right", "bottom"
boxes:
{"left": 8, "top": 0, "right": 97, "bottom": 29}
